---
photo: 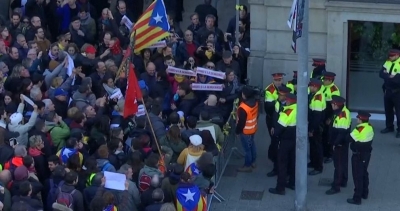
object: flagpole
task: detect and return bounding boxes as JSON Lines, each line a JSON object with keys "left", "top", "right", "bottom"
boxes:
{"left": 125, "top": 29, "right": 165, "bottom": 169}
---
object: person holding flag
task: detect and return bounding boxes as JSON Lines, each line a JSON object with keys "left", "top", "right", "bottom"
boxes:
{"left": 176, "top": 172, "right": 207, "bottom": 211}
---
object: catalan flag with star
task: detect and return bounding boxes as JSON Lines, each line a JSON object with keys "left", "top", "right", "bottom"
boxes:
{"left": 176, "top": 184, "right": 207, "bottom": 211}
{"left": 132, "top": 0, "right": 170, "bottom": 53}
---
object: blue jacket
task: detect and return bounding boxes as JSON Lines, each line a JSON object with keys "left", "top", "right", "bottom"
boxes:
{"left": 57, "top": 4, "right": 81, "bottom": 31}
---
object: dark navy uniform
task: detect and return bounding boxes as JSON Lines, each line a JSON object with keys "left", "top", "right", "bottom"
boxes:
{"left": 267, "top": 86, "right": 290, "bottom": 177}
{"left": 379, "top": 49, "right": 400, "bottom": 138}
{"left": 347, "top": 111, "right": 374, "bottom": 205}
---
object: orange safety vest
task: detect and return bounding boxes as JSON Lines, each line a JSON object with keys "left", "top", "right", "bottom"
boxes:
{"left": 237, "top": 102, "right": 259, "bottom": 135}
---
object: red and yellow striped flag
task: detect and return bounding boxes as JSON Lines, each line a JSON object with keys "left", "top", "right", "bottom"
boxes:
{"left": 132, "top": 0, "right": 170, "bottom": 53}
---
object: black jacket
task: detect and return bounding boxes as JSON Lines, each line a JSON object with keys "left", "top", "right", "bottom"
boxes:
{"left": 11, "top": 195, "right": 43, "bottom": 210}
{"left": 194, "top": 4, "right": 218, "bottom": 27}
{"left": 175, "top": 92, "right": 198, "bottom": 118}
{"left": 57, "top": 183, "right": 85, "bottom": 211}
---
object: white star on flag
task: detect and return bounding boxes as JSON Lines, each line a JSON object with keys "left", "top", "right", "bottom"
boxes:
{"left": 183, "top": 189, "right": 195, "bottom": 202}
{"left": 194, "top": 168, "right": 200, "bottom": 174}
{"left": 153, "top": 13, "right": 163, "bottom": 23}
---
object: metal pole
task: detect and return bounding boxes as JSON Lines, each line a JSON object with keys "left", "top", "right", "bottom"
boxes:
{"left": 295, "top": 0, "right": 309, "bottom": 210}
{"left": 235, "top": 0, "right": 240, "bottom": 44}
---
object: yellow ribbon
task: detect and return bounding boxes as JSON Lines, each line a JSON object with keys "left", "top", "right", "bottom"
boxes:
{"left": 235, "top": 5, "right": 244, "bottom": 10}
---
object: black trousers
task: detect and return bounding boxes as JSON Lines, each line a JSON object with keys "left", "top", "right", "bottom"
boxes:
{"left": 322, "top": 124, "right": 332, "bottom": 158}
{"left": 332, "top": 143, "right": 349, "bottom": 190}
{"left": 266, "top": 115, "right": 273, "bottom": 138}
{"left": 351, "top": 152, "right": 371, "bottom": 201}
{"left": 309, "top": 131, "right": 323, "bottom": 171}
{"left": 384, "top": 90, "right": 400, "bottom": 130}
{"left": 276, "top": 139, "right": 295, "bottom": 191}
{"left": 268, "top": 136, "right": 279, "bottom": 171}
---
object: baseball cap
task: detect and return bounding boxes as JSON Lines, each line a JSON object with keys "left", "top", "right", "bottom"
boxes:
{"left": 54, "top": 88, "right": 68, "bottom": 97}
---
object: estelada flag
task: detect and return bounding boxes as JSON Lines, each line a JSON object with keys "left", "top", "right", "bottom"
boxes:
{"left": 176, "top": 184, "right": 207, "bottom": 211}
{"left": 123, "top": 63, "right": 143, "bottom": 118}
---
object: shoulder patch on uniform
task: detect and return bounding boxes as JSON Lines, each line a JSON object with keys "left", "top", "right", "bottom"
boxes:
{"left": 267, "top": 84, "right": 276, "bottom": 93}
{"left": 356, "top": 126, "right": 365, "bottom": 133}
{"left": 284, "top": 109, "right": 293, "bottom": 116}
{"left": 314, "top": 94, "right": 322, "bottom": 101}
{"left": 338, "top": 111, "right": 347, "bottom": 119}
{"left": 330, "top": 85, "right": 338, "bottom": 92}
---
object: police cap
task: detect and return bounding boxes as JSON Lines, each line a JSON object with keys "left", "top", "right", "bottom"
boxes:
{"left": 388, "top": 49, "right": 400, "bottom": 57}
{"left": 331, "top": 95, "right": 346, "bottom": 105}
{"left": 312, "top": 58, "right": 326, "bottom": 67}
{"left": 278, "top": 86, "right": 291, "bottom": 95}
{"left": 357, "top": 111, "right": 371, "bottom": 121}
{"left": 308, "top": 78, "right": 322, "bottom": 87}
{"left": 271, "top": 73, "right": 285, "bottom": 80}
{"left": 323, "top": 72, "right": 336, "bottom": 80}
{"left": 286, "top": 93, "right": 297, "bottom": 103}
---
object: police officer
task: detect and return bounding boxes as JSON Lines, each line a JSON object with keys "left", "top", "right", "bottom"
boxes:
{"left": 379, "top": 49, "right": 400, "bottom": 138}
{"left": 326, "top": 96, "right": 351, "bottom": 195}
{"left": 286, "top": 71, "right": 297, "bottom": 94}
{"left": 267, "top": 86, "right": 291, "bottom": 177}
{"left": 347, "top": 111, "right": 374, "bottom": 205}
{"left": 265, "top": 73, "right": 285, "bottom": 139}
{"left": 311, "top": 58, "right": 327, "bottom": 79}
{"left": 269, "top": 93, "right": 297, "bottom": 195}
{"left": 236, "top": 86, "right": 259, "bottom": 172}
{"left": 308, "top": 79, "right": 326, "bottom": 175}
{"left": 322, "top": 72, "right": 341, "bottom": 163}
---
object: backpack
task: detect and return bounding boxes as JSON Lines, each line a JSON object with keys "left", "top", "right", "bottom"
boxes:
{"left": 47, "top": 179, "right": 64, "bottom": 210}
{"left": 138, "top": 173, "right": 152, "bottom": 192}
{"left": 53, "top": 187, "right": 76, "bottom": 209}
{"left": 102, "top": 162, "right": 112, "bottom": 172}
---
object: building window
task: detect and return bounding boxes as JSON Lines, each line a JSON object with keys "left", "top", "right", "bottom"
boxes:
{"left": 348, "top": 21, "right": 400, "bottom": 112}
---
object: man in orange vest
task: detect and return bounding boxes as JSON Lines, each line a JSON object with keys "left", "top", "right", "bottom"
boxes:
{"left": 236, "top": 86, "right": 259, "bottom": 172}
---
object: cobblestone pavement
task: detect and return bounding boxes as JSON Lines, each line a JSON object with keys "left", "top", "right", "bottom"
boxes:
{"left": 210, "top": 117, "right": 400, "bottom": 211}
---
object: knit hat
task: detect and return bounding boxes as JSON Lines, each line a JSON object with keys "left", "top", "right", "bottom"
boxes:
{"left": 9, "top": 113, "right": 23, "bottom": 125}
{"left": 189, "top": 135, "right": 202, "bottom": 146}
{"left": 14, "top": 166, "right": 29, "bottom": 181}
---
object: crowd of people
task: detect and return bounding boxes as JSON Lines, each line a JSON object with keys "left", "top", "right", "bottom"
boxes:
{"left": 0, "top": 0, "right": 251, "bottom": 210}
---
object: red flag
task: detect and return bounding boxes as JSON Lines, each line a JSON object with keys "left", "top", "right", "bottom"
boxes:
{"left": 123, "top": 63, "right": 143, "bottom": 118}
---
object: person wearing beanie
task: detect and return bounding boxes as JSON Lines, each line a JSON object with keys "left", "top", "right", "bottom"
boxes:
{"left": 8, "top": 95, "right": 39, "bottom": 147}
{"left": 236, "top": 85, "right": 259, "bottom": 173}
{"left": 347, "top": 111, "right": 374, "bottom": 205}
{"left": 325, "top": 95, "right": 351, "bottom": 196}
{"left": 177, "top": 134, "right": 205, "bottom": 170}
{"left": 269, "top": 93, "right": 297, "bottom": 195}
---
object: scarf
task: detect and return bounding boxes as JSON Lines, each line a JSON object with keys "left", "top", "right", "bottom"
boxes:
{"left": 48, "top": 51, "right": 58, "bottom": 60}
{"left": 174, "top": 74, "right": 185, "bottom": 83}
{"left": 103, "top": 205, "right": 117, "bottom": 211}
{"left": 110, "top": 38, "right": 122, "bottom": 55}
{"left": 28, "top": 147, "right": 42, "bottom": 157}
{"left": 80, "top": 12, "right": 89, "bottom": 22}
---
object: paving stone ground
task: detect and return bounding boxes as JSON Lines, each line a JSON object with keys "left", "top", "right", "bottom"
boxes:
{"left": 210, "top": 117, "right": 400, "bottom": 211}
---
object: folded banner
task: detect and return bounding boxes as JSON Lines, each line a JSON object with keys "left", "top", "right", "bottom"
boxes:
{"left": 191, "top": 83, "right": 223, "bottom": 91}
{"left": 196, "top": 67, "right": 225, "bottom": 79}
{"left": 148, "top": 40, "right": 167, "bottom": 49}
{"left": 167, "top": 66, "right": 197, "bottom": 77}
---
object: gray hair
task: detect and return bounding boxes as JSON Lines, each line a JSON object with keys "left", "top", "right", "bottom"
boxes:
{"left": 105, "top": 59, "right": 116, "bottom": 69}
{"left": 16, "top": 34, "right": 25, "bottom": 41}
{"left": 29, "top": 135, "right": 42, "bottom": 148}
{"left": 118, "top": 164, "right": 132, "bottom": 175}
{"left": 160, "top": 203, "right": 176, "bottom": 211}
{"left": 14, "top": 145, "right": 27, "bottom": 157}
{"left": 10, "top": 64, "right": 24, "bottom": 78}
{"left": 152, "top": 188, "right": 164, "bottom": 202}
{"left": 22, "top": 58, "right": 32, "bottom": 69}
{"left": 30, "top": 87, "right": 42, "bottom": 100}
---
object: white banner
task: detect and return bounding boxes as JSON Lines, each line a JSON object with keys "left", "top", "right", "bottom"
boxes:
{"left": 196, "top": 67, "right": 225, "bottom": 79}
{"left": 148, "top": 40, "right": 167, "bottom": 49}
{"left": 167, "top": 66, "right": 196, "bottom": 77}
{"left": 191, "top": 83, "right": 223, "bottom": 91}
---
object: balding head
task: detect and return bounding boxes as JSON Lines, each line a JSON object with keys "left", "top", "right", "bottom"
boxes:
{"left": 146, "top": 62, "right": 155, "bottom": 76}
{"left": 0, "top": 170, "right": 12, "bottom": 185}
